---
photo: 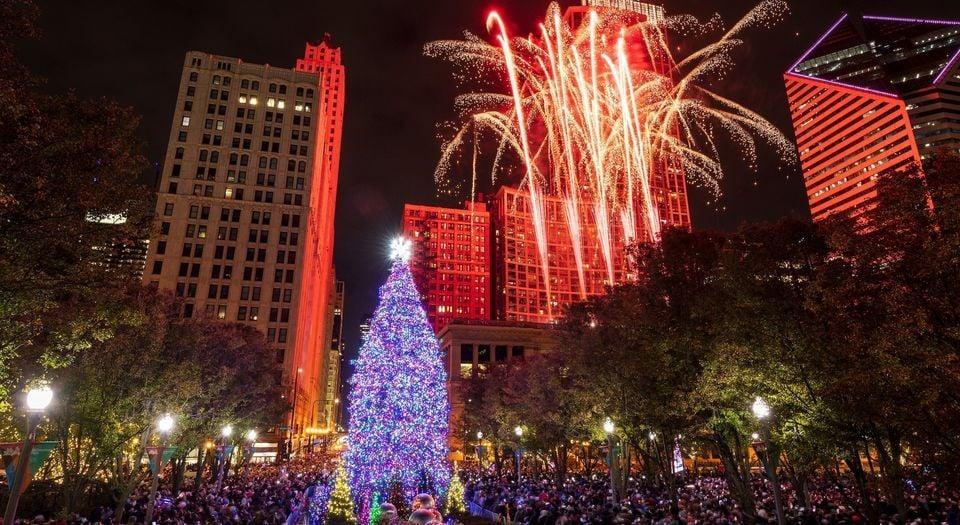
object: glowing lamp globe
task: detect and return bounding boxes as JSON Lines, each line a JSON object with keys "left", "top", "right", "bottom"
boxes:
{"left": 221, "top": 424, "right": 233, "bottom": 438}
{"left": 751, "top": 396, "right": 771, "bottom": 420}
{"left": 389, "top": 236, "right": 412, "bottom": 262}
{"left": 603, "top": 418, "right": 615, "bottom": 434}
{"left": 648, "top": 432, "right": 657, "bottom": 441}
{"left": 477, "top": 431, "right": 483, "bottom": 440}
{"left": 25, "top": 385, "right": 53, "bottom": 412}
{"left": 514, "top": 426, "right": 524, "bottom": 437}
{"left": 157, "top": 414, "right": 175, "bottom": 434}
{"left": 246, "top": 429, "right": 258, "bottom": 442}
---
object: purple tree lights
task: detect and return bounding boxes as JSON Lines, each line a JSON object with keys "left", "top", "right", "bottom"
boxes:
{"left": 344, "top": 237, "right": 450, "bottom": 507}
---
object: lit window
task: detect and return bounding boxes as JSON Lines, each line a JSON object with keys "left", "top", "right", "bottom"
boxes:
{"left": 249, "top": 97, "right": 258, "bottom": 106}
{"left": 239, "top": 95, "right": 247, "bottom": 104}
{"left": 277, "top": 100, "right": 285, "bottom": 109}
{"left": 225, "top": 187, "right": 234, "bottom": 198}
{"left": 267, "top": 98, "right": 276, "bottom": 108}
{"left": 181, "top": 116, "right": 190, "bottom": 127}
{"left": 295, "top": 104, "right": 304, "bottom": 112}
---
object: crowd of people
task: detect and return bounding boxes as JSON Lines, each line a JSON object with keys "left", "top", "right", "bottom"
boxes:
{"left": 9, "top": 456, "right": 334, "bottom": 525}
{"left": 8, "top": 457, "right": 960, "bottom": 524}
{"left": 463, "top": 471, "right": 960, "bottom": 524}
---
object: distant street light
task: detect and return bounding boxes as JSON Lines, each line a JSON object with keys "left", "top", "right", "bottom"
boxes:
{"left": 4, "top": 384, "right": 55, "bottom": 525}
{"left": 751, "top": 396, "right": 771, "bottom": 420}
{"left": 157, "top": 414, "right": 175, "bottom": 434}
{"left": 222, "top": 424, "right": 234, "bottom": 438}
{"left": 25, "top": 386, "right": 53, "bottom": 412}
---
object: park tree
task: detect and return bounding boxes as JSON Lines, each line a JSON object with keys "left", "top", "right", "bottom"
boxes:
{"left": 0, "top": 0, "right": 151, "bottom": 421}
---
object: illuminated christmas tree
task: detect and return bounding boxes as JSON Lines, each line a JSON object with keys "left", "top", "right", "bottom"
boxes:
{"left": 328, "top": 465, "right": 358, "bottom": 525}
{"left": 345, "top": 237, "right": 451, "bottom": 503}
{"left": 445, "top": 466, "right": 466, "bottom": 516}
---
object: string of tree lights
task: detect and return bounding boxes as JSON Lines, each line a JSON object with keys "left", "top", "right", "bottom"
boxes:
{"left": 343, "top": 237, "right": 451, "bottom": 517}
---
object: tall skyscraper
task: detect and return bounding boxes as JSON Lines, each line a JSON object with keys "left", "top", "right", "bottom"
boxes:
{"left": 144, "top": 43, "right": 344, "bottom": 454}
{"left": 785, "top": 14, "right": 960, "bottom": 221}
{"left": 402, "top": 202, "right": 491, "bottom": 331}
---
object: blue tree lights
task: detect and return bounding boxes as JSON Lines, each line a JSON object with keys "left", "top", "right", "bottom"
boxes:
{"left": 345, "top": 237, "right": 450, "bottom": 508}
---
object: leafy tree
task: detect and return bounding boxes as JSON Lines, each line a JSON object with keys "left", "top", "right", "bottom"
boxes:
{"left": 0, "top": 0, "right": 150, "bottom": 425}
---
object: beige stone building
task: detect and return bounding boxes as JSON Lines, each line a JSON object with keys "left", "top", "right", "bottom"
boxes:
{"left": 144, "top": 43, "right": 344, "bottom": 456}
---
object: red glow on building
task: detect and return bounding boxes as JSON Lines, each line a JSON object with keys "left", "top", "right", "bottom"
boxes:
{"left": 402, "top": 202, "right": 491, "bottom": 331}
{"left": 785, "top": 14, "right": 960, "bottom": 221}
{"left": 785, "top": 75, "right": 921, "bottom": 221}
{"left": 289, "top": 37, "right": 345, "bottom": 443}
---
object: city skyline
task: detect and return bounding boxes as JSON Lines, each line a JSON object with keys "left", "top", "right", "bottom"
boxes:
{"left": 18, "top": 0, "right": 957, "bottom": 365}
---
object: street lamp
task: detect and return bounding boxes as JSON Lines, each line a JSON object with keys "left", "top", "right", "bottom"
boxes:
{"left": 243, "top": 430, "right": 258, "bottom": 476}
{"left": 514, "top": 426, "right": 524, "bottom": 484}
{"left": 222, "top": 424, "right": 234, "bottom": 439}
{"left": 144, "top": 414, "right": 176, "bottom": 525}
{"left": 25, "top": 386, "right": 53, "bottom": 412}
{"left": 604, "top": 418, "right": 619, "bottom": 502}
{"left": 751, "top": 396, "right": 771, "bottom": 420}
{"left": 750, "top": 397, "right": 785, "bottom": 525}
{"left": 4, "top": 384, "right": 55, "bottom": 524}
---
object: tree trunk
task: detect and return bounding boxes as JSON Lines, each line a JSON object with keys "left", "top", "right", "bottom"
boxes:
{"left": 171, "top": 455, "right": 186, "bottom": 496}
{"left": 113, "top": 427, "right": 151, "bottom": 524}
{"left": 845, "top": 447, "right": 878, "bottom": 525}
{"left": 873, "top": 427, "right": 906, "bottom": 520}
{"left": 714, "top": 433, "right": 757, "bottom": 523}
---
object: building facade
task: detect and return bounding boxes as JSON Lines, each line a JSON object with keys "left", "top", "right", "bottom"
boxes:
{"left": 319, "top": 279, "right": 345, "bottom": 431}
{"left": 436, "top": 320, "right": 558, "bottom": 459}
{"left": 144, "top": 44, "right": 344, "bottom": 453}
{"left": 785, "top": 14, "right": 960, "bottom": 221}
{"left": 402, "top": 202, "right": 491, "bottom": 331}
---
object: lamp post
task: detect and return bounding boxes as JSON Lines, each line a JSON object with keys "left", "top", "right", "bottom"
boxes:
{"left": 751, "top": 397, "right": 785, "bottom": 525}
{"left": 3, "top": 385, "right": 54, "bottom": 524}
{"left": 214, "top": 424, "right": 233, "bottom": 493}
{"left": 144, "top": 414, "right": 175, "bottom": 525}
{"left": 514, "top": 426, "right": 524, "bottom": 484}
{"left": 604, "top": 418, "right": 619, "bottom": 503}
{"left": 475, "top": 431, "right": 485, "bottom": 471}
{"left": 288, "top": 367, "right": 303, "bottom": 459}
{"left": 243, "top": 429, "right": 257, "bottom": 477}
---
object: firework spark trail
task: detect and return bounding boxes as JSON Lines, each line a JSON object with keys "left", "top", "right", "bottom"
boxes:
{"left": 425, "top": 1, "right": 795, "bottom": 306}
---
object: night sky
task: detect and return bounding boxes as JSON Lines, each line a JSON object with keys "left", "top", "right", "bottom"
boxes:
{"left": 19, "top": 0, "right": 958, "bottom": 366}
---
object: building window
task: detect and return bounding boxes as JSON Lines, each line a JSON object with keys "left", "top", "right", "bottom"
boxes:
{"left": 181, "top": 116, "right": 190, "bottom": 127}
{"left": 151, "top": 261, "right": 163, "bottom": 275}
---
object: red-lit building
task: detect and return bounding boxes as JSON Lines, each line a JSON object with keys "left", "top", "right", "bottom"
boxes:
{"left": 785, "top": 14, "right": 960, "bottom": 221}
{"left": 144, "top": 39, "right": 345, "bottom": 456}
{"left": 402, "top": 202, "right": 491, "bottom": 331}
{"left": 491, "top": 183, "right": 688, "bottom": 324}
